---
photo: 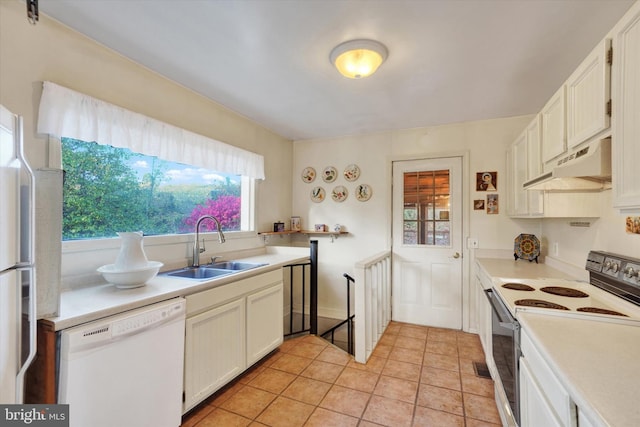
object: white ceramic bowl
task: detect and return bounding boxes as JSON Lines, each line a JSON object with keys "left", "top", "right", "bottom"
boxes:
{"left": 97, "top": 261, "right": 163, "bottom": 289}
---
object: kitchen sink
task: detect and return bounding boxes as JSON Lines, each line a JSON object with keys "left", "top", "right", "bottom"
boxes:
{"left": 162, "top": 267, "right": 234, "bottom": 280}
{"left": 207, "top": 261, "right": 267, "bottom": 271}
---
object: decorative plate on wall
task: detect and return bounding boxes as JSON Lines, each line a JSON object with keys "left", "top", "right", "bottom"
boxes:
{"left": 332, "top": 185, "right": 348, "bottom": 202}
{"left": 310, "top": 186, "right": 325, "bottom": 203}
{"left": 301, "top": 167, "right": 316, "bottom": 183}
{"left": 355, "top": 184, "right": 372, "bottom": 202}
{"left": 343, "top": 164, "right": 361, "bottom": 182}
{"left": 322, "top": 166, "right": 338, "bottom": 183}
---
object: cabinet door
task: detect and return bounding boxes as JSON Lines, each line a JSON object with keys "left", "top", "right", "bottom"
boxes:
{"left": 519, "top": 359, "right": 563, "bottom": 427}
{"left": 577, "top": 407, "right": 597, "bottom": 427}
{"left": 183, "top": 298, "right": 246, "bottom": 412}
{"left": 512, "top": 132, "right": 529, "bottom": 216}
{"left": 566, "top": 39, "right": 611, "bottom": 149}
{"left": 612, "top": 3, "right": 640, "bottom": 211}
{"left": 505, "top": 146, "right": 515, "bottom": 216}
{"left": 525, "top": 116, "right": 544, "bottom": 216}
{"left": 474, "top": 277, "right": 491, "bottom": 365}
{"left": 541, "top": 86, "right": 567, "bottom": 165}
{"left": 246, "top": 283, "right": 284, "bottom": 366}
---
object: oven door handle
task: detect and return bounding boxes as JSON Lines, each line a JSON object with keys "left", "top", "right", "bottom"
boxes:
{"left": 484, "top": 288, "right": 519, "bottom": 330}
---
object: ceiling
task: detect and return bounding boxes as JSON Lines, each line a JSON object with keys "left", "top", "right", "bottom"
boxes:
{"left": 39, "top": 0, "right": 635, "bottom": 141}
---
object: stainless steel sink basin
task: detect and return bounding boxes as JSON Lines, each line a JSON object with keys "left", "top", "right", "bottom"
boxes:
{"left": 162, "top": 267, "right": 234, "bottom": 280}
{"left": 207, "top": 261, "right": 267, "bottom": 271}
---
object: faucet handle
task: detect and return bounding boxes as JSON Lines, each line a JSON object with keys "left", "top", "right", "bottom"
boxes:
{"left": 210, "top": 256, "right": 222, "bottom": 264}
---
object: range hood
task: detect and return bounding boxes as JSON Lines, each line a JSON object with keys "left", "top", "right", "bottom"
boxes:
{"left": 524, "top": 138, "right": 611, "bottom": 191}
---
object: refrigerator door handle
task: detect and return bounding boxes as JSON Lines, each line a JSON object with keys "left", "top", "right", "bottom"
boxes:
{"left": 15, "top": 267, "right": 36, "bottom": 404}
{"left": 17, "top": 115, "right": 36, "bottom": 265}
{"left": 14, "top": 115, "right": 37, "bottom": 404}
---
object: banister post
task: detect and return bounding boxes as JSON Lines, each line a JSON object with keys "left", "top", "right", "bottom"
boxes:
{"left": 310, "top": 240, "right": 318, "bottom": 335}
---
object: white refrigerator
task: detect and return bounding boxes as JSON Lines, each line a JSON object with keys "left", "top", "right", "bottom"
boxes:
{"left": 0, "top": 104, "right": 36, "bottom": 404}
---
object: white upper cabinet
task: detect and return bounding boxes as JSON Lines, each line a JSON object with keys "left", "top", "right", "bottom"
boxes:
{"left": 566, "top": 39, "right": 612, "bottom": 149}
{"left": 508, "top": 115, "right": 544, "bottom": 218}
{"left": 541, "top": 86, "right": 567, "bottom": 167}
{"left": 612, "top": 2, "right": 640, "bottom": 212}
{"left": 512, "top": 131, "right": 529, "bottom": 216}
{"left": 525, "top": 116, "right": 544, "bottom": 216}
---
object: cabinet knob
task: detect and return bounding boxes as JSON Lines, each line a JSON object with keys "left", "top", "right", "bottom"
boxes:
{"left": 453, "top": 252, "right": 461, "bottom": 259}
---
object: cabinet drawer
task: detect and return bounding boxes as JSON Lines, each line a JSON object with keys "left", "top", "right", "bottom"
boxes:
{"left": 520, "top": 329, "right": 575, "bottom": 424}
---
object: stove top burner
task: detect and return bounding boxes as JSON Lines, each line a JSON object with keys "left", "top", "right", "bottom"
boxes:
{"left": 540, "top": 286, "right": 589, "bottom": 298}
{"left": 577, "top": 307, "right": 628, "bottom": 316}
{"left": 515, "top": 299, "right": 570, "bottom": 310}
{"left": 502, "top": 283, "right": 535, "bottom": 291}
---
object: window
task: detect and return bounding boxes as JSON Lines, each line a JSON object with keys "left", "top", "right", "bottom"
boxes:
{"left": 403, "top": 169, "right": 451, "bottom": 246}
{"left": 62, "top": 138, "right": 249, "bottom": 240}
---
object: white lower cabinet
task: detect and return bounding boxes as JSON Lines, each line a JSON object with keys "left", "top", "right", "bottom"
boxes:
{"left": 246, "top": 283, "right": 284, "bottom": 366}
{"left": 183, "top": 298, "right": 245, "bottom": 412}
{"left": 474, "top": 274, "right": 492, "bottom": 366}
{"left": 519, "top": 359, "right": 563, "bottom": 427}
{"left": 183, "top": 270, "right": 284, "bottom": 413}
{"left": 520, "top": 329, "right": 577, "bottom": 427}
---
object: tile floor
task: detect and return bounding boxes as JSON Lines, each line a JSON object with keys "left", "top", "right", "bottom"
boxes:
{"left": 181, "top": 321, "right": 502, "bottom": 427}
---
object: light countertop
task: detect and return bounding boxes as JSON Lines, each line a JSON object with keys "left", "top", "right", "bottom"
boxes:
{"left": 45, "top": 246, "right": 310, "bottom": 331}
{"left": 475, "top": 257, "right": 577, "bottom": 284}
{"left": 518, "top": 311, "right": 640, "bottom": 427}
{"left": 476, "top": 257, "right": 640, "bottom": 427}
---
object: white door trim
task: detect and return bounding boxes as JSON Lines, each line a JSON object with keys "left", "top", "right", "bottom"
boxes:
{"left": 387, "top": 151, "right": 471, "bottom": 331}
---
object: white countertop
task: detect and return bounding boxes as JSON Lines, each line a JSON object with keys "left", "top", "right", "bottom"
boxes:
{"left": 475, "top": 257, "right": 577, "bottom": 283}
{"left": 518, "top": 310, "right": 640, "bottom": 427}
{"left": 46, "top": 246, "right": 309, "bottom": 330}
{"left": 476, "top": 257, "right": 640, "bottom": 427}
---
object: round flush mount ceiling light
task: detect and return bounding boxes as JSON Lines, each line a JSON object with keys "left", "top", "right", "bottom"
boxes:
{"left": 330, "top": 39, "right": 388, "bottom": 79}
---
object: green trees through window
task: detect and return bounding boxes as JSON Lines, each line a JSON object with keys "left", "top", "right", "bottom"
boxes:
{"left": 62, "top": 138, "right": 242, "bottom": 240}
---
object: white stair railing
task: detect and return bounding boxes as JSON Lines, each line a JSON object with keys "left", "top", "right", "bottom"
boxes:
{"left": 353, "top": 250, "right": 392, "bottom": 363}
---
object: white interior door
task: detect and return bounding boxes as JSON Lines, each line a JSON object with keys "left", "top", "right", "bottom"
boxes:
{"left": 392, "top": 157, "right": 463, "bottom": 329}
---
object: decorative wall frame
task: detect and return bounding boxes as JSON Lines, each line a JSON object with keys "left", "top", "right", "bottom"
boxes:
{"left": 487, "top": 194, "right": 499, "bottom": 214}
{"left": 476, "top": 171, "right": 497, "bottom": 191}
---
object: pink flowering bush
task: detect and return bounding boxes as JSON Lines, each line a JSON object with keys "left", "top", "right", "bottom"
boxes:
{"left": 183, "top": 195, "right": 241, "bottom": 231}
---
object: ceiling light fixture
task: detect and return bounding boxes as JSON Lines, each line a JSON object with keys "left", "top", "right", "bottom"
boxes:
{"left": 330, "top": 39, "right": 388, "bottom": 79}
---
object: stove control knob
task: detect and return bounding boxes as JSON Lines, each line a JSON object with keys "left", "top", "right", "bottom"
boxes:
{"left": 624, "top": 266, "right": 635, "bottom": 277}
{"left": 604, "top": 260, "right": 612, "bottom": 271}
{"left": 612, "top": 262, "right": 620, "bottom": 273}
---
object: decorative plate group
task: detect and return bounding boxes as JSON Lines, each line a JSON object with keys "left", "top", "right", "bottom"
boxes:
{"left": 302, "top": 164, "right": 371, "bottom": 202}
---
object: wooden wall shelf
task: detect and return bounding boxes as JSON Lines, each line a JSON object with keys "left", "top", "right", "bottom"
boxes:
{"left": 258, "top": 230, "right": 348, "bottom": 242}
{"left": 258, "top": 230, "right": 348, "bottom": 236}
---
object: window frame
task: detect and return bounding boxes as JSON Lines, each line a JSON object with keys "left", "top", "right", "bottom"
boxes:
{"left": 52, "top": 136, "right": 259, "bottom": 255}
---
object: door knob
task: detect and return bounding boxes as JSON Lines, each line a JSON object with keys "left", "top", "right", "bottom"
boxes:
{"left": 453, "top": 252, "right": 460, "bottom": 259}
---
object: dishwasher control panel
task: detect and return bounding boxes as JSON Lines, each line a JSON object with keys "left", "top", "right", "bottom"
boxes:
{"left": 112, "top": 301, "right": 184, "bottom": 337}
{"left": 62, "top": 298, "right": 186, "bottom": 350}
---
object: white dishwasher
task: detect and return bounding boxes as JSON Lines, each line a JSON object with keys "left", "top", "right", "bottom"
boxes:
{"left": 58, "top": 298, "right": 186, "bottom": 427}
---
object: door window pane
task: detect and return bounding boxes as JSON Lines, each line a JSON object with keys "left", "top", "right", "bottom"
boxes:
{"left": 403, "top": 170, "right": 451, "bottom": 246}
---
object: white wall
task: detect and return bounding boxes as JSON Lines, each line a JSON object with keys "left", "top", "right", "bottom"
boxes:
{"left": 0, "top": 1, "right": 294, "bottom": 286}
{"left": 542, "top": 190, "right": 640, "bottom": 270}
{"left": 294, "top": 115, "right": 538, "bottom": 323}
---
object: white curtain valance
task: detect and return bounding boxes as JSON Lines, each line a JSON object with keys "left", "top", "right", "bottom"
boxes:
{"left": 37, "top": 81, "right": 265, "bottom": 179}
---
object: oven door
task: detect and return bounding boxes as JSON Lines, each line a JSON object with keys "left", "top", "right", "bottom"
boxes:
{"left": 485, "top": 288, "right": 521, "bottom": 426}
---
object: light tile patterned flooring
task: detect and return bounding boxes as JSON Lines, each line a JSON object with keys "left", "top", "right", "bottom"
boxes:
{"left": 181, "top": 321, "right": 502, "bottom": 427}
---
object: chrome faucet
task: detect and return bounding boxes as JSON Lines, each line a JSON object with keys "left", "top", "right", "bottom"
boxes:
{"left": 192, "top": 215, "right": 226, "bottom": 267}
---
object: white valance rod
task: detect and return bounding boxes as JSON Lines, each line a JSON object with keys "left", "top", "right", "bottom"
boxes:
{"left": 37, "top": 81, "right": 265, "bottom": 180}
